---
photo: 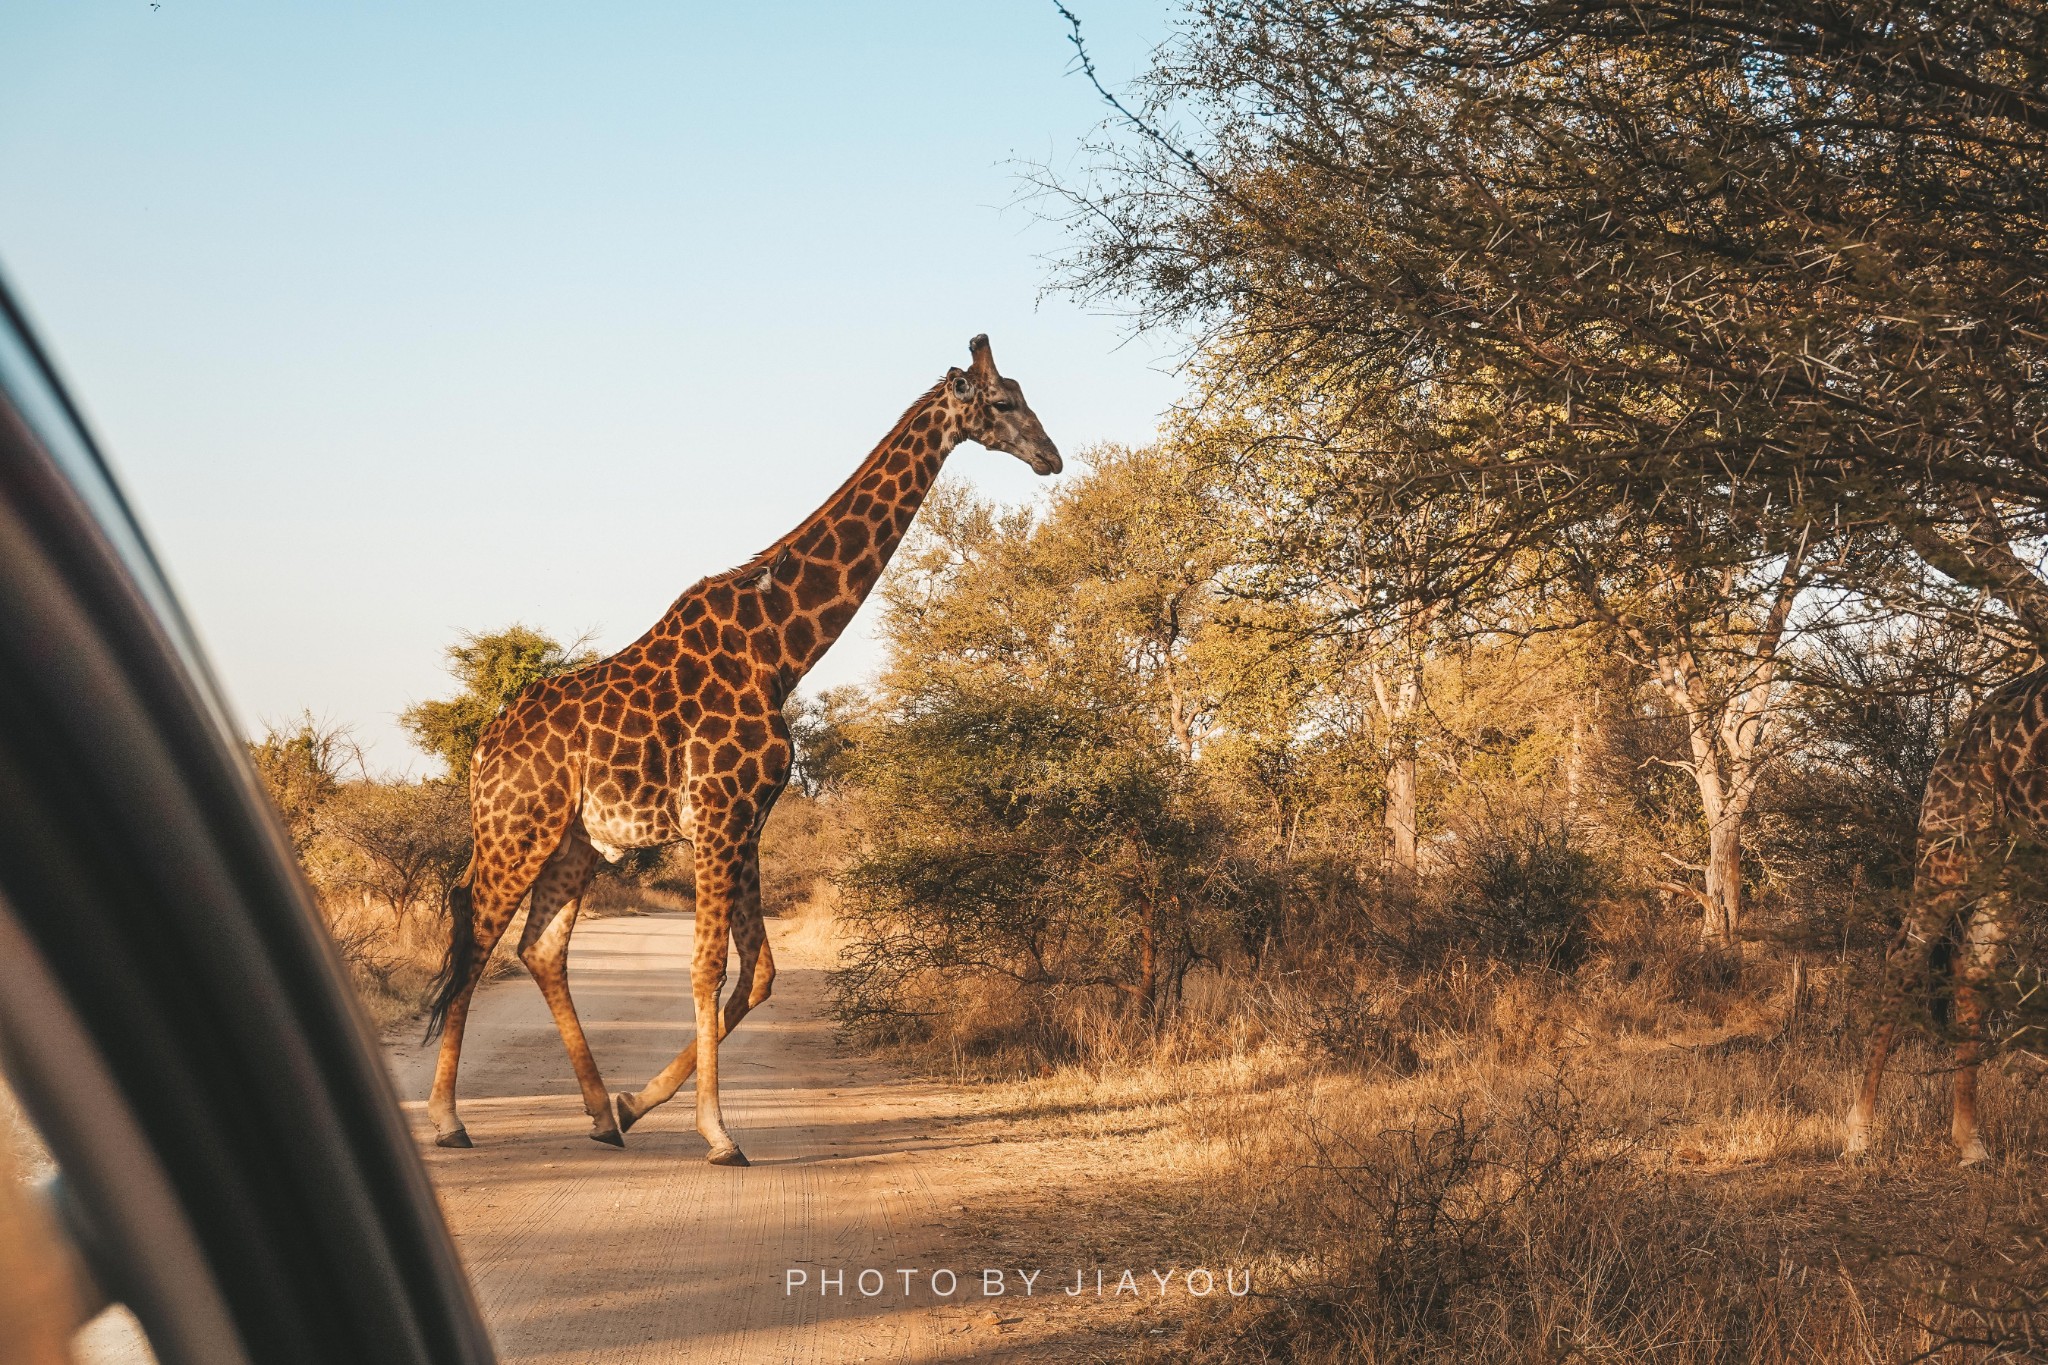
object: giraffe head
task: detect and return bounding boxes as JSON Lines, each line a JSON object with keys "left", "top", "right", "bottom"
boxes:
{"left": 946, "top": 335, "right": 1062, "bottom": 475}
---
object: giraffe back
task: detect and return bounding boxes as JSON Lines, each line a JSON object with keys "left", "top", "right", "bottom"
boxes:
{"left": 469, "top": 576, "right": 792, "bottom": 861}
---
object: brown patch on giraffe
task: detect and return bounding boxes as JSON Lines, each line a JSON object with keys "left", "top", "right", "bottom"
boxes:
{"left": 784, "top": 617, "right": 815, "bottom": 658}
{"left": 794, "top": 561, "right": 836, "bottom": 610}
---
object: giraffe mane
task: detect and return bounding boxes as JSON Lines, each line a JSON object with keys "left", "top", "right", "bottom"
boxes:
{"left": 701, "top": 375, "right": 951, "bottom": 588}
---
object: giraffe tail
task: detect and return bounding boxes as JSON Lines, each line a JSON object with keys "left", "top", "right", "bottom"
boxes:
{"left": 422, "top": 858, "right": 478, "bottom": 1043}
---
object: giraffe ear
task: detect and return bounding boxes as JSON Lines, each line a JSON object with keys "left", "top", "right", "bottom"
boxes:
{"left": 948, "top": 367, "right": 972, "bottom": 398}
{"left": 968, "top": 334, "right": 997, "bottom": 380}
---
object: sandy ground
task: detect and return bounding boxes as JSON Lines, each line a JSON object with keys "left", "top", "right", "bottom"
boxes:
{"left": 383, "top": 911, "right": 1163, "bottom": 1364}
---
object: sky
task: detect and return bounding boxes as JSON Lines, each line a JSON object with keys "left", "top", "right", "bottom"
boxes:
{"left": 0, "top": 1, "right": 1187, "bottom": 774}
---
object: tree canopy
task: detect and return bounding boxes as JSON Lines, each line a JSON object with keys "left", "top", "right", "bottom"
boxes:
{"left": 1054, "top": 0, "right": 2048, "bottom": 644}
{"left": 399, "top": 624, "right": 598, "bottom": 783}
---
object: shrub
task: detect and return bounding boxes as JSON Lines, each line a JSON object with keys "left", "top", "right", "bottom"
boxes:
{"left": 1444, "top": 819, "right": 1607, "bottom": 971}
{"left": 247, "top": 713, "right": 357, "bottom": 856}
{"left": 398, "top": 624, "right": 596, "bottom": 783}
{"left": 832, "top": 678, "right": 1251, "bottom": 1052}
{"left": 315, "top": 778, "right": 471, "bottom": 920}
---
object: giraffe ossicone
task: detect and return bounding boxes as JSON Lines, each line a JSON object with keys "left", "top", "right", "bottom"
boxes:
{"left": 421, "top": 335, "right": 1060, "bottom": 1162}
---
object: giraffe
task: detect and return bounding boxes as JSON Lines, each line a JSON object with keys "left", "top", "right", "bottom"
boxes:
{"left": 1846, "top": 666, "right": 2048, "bottom": 1167}
{"left": 421, "top": 335, "right": 1060, "bottom": 1163}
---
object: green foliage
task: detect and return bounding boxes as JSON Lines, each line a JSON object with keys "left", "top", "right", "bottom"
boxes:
{"left": 785, "top": 686, "right": 863, "bottom": 799}
{"left": 835, "top": 664, "right": 1258, "bottom": 1038}
{"left": 833, "top": 450, "right": 1282, "bottom": 1046}
{"left": 399, "top": 624, "right": 598, "bottom": 782}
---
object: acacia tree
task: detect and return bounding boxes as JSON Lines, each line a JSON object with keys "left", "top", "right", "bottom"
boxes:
{"left": 1052, "top": 0, "right": 2048, "bottom": 647}
{"left": 1561, "top": 520, "right": 1832, "bottom": 939}
{"left": 318, "top": 779, "right": 471, "bottom": 919}
{"left": 1180, "top": 369, "right": 1480, "bottom": 878}
{"left": 248, "top": 713, "right": 359, "bottom": 856}
{"left": 784, "top": 685, "right": 864, "bottom": 799}
{"left": 1184, "top": 359, "right": 1826, "bottom": 934}
{"left": 836, "top": 454, "right": 1265, "bottom": 1031}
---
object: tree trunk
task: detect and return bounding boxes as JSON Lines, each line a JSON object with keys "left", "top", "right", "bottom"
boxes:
{"left": 1386, "top": 745, "right": 1418, "bottom": 875}
{"left": 1372, "top": 662, "right": 1423, "bottom": 878}
{"left": 1136, "top": 898, "right": 1159, "bottom": 1020}
{"left": 1702, "top": 815, "right": 1742, "bottom": 945}
{"left": 1566, "top": 707, "right": 1587, "bottom": 819}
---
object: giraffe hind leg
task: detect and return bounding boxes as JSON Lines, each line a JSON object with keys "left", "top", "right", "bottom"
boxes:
{"left": 1847, "top": 839, "right": 1971, "bottom": 1158}
{"left": 426, "top": 866, "right": 529, "bottom": 1147}
{"left": 1950, "top": 896, "right": 2014, "bottom": 1167}
{"left": 518, "top": 831, "right": 622, "bottom": 1146}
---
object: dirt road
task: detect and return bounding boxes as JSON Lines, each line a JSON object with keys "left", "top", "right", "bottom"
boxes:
{"left": 384, "top": 911, "right": 1084, "bottom": 1364}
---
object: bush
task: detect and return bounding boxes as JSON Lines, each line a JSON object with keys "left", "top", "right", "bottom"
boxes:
{"left": 247, "top": 713, "right": 356, "bottom": 856}
{"left": 398, "top": 624, "right": 596, "bottom": 783}
{"left": 1444, "top": 819, "right": 1606, "bottom": 971}
{"left": 1303, "top": 990, "right": 1422, "bottom": 1076}
{"left": 832, "top": 678, "right": 1251, "bottom": 1053}
{"left": 314, "top": 778, "right": 471, "bottom": 919}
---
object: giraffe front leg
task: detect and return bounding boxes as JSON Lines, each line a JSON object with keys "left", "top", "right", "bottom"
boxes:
{"left": 664, "top": 810, "right": 756, "bottom": 1165}
{"left": 618, "top": 810, "right": 765, "bottom": 1162}
{"left": 615, "top": 914, "right": 773, "bottom": 1133}
{"left": 690, "top": 914, "right": 744, "bottom": 1165}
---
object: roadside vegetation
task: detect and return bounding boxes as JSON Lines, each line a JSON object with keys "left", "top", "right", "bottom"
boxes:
{"left": 811, "top": 442, "right": 2046, "bottom": 1361}
{"left": 813, "top": 2, "right": 2048, "bottom": 1355}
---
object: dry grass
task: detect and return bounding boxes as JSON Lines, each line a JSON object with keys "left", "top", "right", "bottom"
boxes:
{"left": 866, "top": 928, "right": 2048, "bottom": 1362}
{"left": 319, "top": 894, "right": 502, "bottom": 1031}
{"left": 759, "top": 792, "right": 846, "bottom": 916}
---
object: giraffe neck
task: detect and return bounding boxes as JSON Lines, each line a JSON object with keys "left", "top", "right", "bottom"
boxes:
{"left": 707, "top": 381, "right": 963, "bottom": 683}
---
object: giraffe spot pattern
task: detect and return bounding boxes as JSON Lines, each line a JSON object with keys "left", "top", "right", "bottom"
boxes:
{"left": 429, "top": 347, "right": 1059, "bottom": 1152}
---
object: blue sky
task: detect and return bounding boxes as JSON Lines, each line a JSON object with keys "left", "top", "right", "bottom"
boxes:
{"left": 0, "top": 1, "right": 1185, "bottom": 772}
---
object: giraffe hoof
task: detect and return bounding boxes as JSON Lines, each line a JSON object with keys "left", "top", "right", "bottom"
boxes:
{"left": 434, "top": 1128, "right": 473, "bottom": 1149}
{"left": 614, "top": 1092, "right": 646, "bottom": 1133}
{"left": 707, "top": 1144, "right": 750, "bottom": 1167}
{"left": 1959, "top": 1141, "right": 1992, "bottom": 1168}
{"left": 589, "top": 1127, "right": 625, "bottom": 1149}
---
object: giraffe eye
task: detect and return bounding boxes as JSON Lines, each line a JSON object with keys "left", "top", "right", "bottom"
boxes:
{"left": 991, "top": 401, "right": 1015, "bottom": 412}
